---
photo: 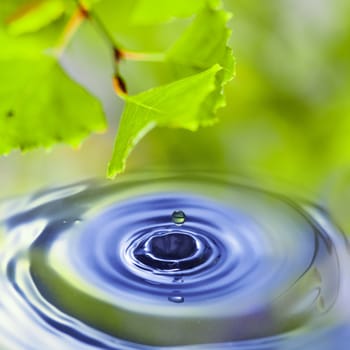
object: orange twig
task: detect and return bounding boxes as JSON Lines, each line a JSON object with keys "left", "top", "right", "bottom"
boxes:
{"left": 55, "top": 4, "right": 89, "bottom": 56}
{"left": 118, "top": 50, "right": 164, "bottom": 62}
{"left": 5, "top": 0, "right": 44, "bottom": 24}
{"left": 112, "top": 75, "right": 127, "bottom": 97}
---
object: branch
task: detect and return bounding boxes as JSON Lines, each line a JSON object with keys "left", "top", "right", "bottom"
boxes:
{"left": 55, "top": 1, "right": 165, "bottom": 97}
{"left": 55, "top": 4, "right": 89, "bottom": 57}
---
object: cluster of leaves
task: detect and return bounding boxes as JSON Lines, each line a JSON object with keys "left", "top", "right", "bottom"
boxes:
{"left": 0, "top": 0, "right": 234, "bottom": 178}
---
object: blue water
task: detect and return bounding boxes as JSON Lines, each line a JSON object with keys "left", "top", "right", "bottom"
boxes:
{"left": 0, "top": 173, "right": 349, "bottom": 349}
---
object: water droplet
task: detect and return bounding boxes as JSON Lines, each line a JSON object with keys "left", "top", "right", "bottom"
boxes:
{"left": 168, "top": 293, "right": 184, "bottom": 303}
{"left": 172, "top": 210, "right": 186, "bottom": 225}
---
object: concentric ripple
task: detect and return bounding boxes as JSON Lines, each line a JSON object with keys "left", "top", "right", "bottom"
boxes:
{"left": 0, "top": 173, "right": 349, "bottom": 349}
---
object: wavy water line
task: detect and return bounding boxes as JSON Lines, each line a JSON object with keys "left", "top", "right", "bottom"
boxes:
{"left": 0, "top": 174, "right": 348, "bottom": 349}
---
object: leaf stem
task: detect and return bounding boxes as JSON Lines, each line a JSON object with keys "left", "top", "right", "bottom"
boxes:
{"left": 119, "top": 50, "right": 165, "bottom": 62}
{"left": 112, "top": 75, "right": 128, "bottom": 98}
{"left": 55, "top": 0, "right": 164, "bottom": 97}
{"left": 5, "top": 1, "right": 45, "bottom": 25}
{"left": 55, "top": 4, "right": 89, "bottom": 57}
{"left": 88, "top": 7, "right": 120, "bottom": 50}
{"left": 73, "top": 2, "right": 128, "bottom": 95}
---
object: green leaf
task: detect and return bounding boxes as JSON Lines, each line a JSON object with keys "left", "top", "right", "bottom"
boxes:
{"left": 167, "top": 7, "right": 233, "bottom": 78}
{"left": 131, "top": 0, "right": 218, "bottom": 25}
{"left": 0, "top": 1, "right": 106, "bottom": 154}
{"left": 0, "top": 1, "right": 66, "bottom": 58}
{"left": 167, "top": 6, "right": 234, "bottom": 124}
{"left": 166, "top": 7, "right": 234, "bottom": 126}
{"left": 108, "top": 4, "right": 234, "bottom": 177}
{"left": 0, "top": 1, "right": 234, "bottom": 178}
{"left": 5, "top": 0, "right": 65, "bottom": 36}
{"left": 0, "top": 54, "right": 106, "bottom": 153}
{"left": 107, "top": 64, "right": 221, "bottom": 178}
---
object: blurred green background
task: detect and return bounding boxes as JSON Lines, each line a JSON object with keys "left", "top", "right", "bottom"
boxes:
{"left": 1, "top": 0, "right": 350, "bottom": 220}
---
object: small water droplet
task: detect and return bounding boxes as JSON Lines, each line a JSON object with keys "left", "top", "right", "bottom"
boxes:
{"left": 168, "top": 293, "right": 184, "bottom": 303}
{"left": 172, "top": 210, "right": 186, "bottom": 225}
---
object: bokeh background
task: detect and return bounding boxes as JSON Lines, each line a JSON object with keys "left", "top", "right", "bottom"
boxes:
{"left": 1, "top": 0, "right": 350, "bottom": 228}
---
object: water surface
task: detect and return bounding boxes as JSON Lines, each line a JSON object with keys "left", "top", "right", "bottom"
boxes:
{"left": 0, "top": 173, "right": 349, "bottom": 349}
